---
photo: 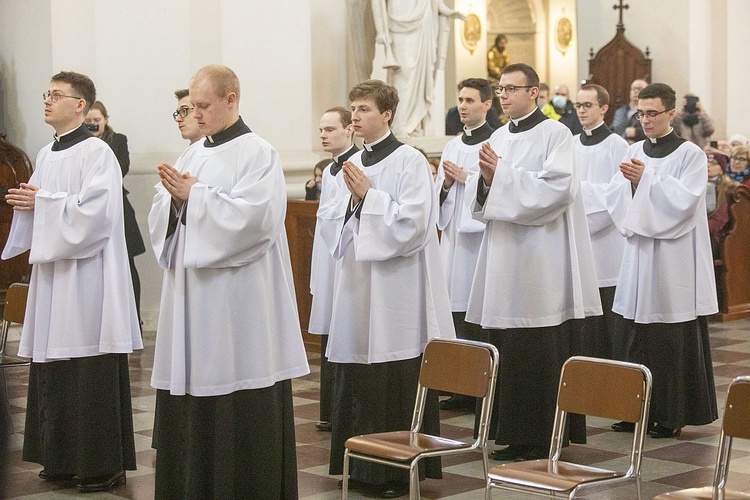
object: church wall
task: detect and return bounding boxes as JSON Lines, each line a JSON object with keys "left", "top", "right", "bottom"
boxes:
{"left": 546, "top": 0, "right": 578, "bottom": 95}
{"left": 725, "top": 0, "right": 750, "bottom": 139}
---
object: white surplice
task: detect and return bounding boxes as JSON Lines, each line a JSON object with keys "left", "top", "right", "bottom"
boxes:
{"left": 308, "top": 162, "right": 346, "bottom": 335}
{"left": 605, "top": 139, "right": 718, "bottom": 323}
{"left": 317, "top": 143, "right": 455, "bottom": 364}
{"left": 575, "top": 131, "right": 629, "bottom": 286}
{"left": 435, "top": 135, "right": 486, "bottom": 312}
{"left": 2, "top": 137, "right": 142, "bottom": 361}
{"left": 148, "top": 133, "right": 309, "bottom": 396}
{"left": 466, "top": 119, "right": 602, "bottom": 328}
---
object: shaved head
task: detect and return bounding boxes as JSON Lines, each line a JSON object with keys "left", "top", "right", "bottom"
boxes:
{"left": 191, "top": 64, "right": 240, "bottom": 103}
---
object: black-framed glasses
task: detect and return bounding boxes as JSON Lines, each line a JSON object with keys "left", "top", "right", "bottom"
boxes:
{"left": 634, "top": 109, "right": 673, "bottom": 120}
{"left": 494, "top": 85, "right": 534, "bottom": 95}
{"left": 573, "top": 102, "right": 598, "bottom": 109}
{"left": 172, "top": 107, "right": 194, "bottom": 120}
{"left": 42, "top": 91, "right": 82, "bottom": 103}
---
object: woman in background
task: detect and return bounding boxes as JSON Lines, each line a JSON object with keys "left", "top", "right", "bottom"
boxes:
{"left": 86, "top": 101, "right": 146, "bottom": 329}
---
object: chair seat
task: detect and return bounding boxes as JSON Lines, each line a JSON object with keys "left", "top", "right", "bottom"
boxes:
{"left": 488, "top": 459, "right": 625, "bottom": 492}
{"left": 654, "top": 486, "right": 750, "bottom": 499}
{"left": 0, "top": 354, "right": 31, "bottom": 368}
{"left": 345, "top": 431, "right": 472, "bottom": 462}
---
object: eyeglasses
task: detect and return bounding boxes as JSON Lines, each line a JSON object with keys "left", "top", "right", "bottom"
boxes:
{"left": 573, "top": 102, "right": 598, "bottom": 109}
{"left": 494, "top": 85, "right": 534, "bottom": 95}
{"left": 634, "top": 109, "right": 673, "bottom": 120}
{"left": 730, "top": 156, "right": 749, "bottom": 162}
{"left": 42, "top": 91, "right": 82, "bottom": 103}
{"left": 172, "top": 107, "right": 194, "bottom": 120}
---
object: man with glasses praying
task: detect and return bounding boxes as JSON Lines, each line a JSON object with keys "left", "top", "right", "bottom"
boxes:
{"left": 1, "top": 71, "right": 142, "bottom": 492}
{"left": 466, "top": 63, "right": 601, "bottom": 461}
{"left": 605, "top": 82, "right": 718, "bottom": 439}
{"left": 173, "top": 88, "right": 201, "bottom": 144}
{"left": 573, "top": 84, "right": 629, "bottom": 361}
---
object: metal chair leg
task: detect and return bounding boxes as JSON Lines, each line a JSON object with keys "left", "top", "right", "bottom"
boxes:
{"left": 342, "top": 450, "right": 350, "bottom": 500}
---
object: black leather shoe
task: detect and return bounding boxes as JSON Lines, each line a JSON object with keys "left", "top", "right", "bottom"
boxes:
{"left": 315, "top": 421, "right": 332, "bottom": 431}
{"left": 611, "top": 421, "right": 636, "bottom": 432}
{"left": 490, "top": 445, "right": 527, "bottom": 461}
{"left": 76, "top": 470, "right": 126, "bottom": 492}
{"left": 439, "top": 395, "right": 474, "bottom": 411}
{"left": 379, "top": 481, "right": 409, "bottom": 498}
{"left": 38, "top": 469, "right": 76, "bottom": 482}
{"left": 649, "top": 424, "right": 681, "bottom": 439}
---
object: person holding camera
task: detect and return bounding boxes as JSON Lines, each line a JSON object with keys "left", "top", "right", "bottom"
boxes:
{"left": 85, "top": 101, "right": 146, "bottom": 330}
{"left": 671, "top": 93, "right": 715, "bottom": 149}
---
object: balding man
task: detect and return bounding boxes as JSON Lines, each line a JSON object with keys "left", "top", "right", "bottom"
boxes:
{"left": 148, "top": 64, "right": 309, "bottom": 498}
{"left": 611, "top": 79, "right": 648, "bottom": 143}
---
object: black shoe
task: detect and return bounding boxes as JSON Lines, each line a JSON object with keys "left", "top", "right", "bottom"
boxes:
{"left": 490, "top": 445, "right": 528, "bottom": 461}
{"left": 315, "top": 421, "right": 332, "bottom": 431}
{"left": 439, "top": 395, "right": 474, "bottom": 411}
{"left": 38, "top": 469, "right": 76, "bottom": 482}
{"left": 379, "top": 481, "right": 409, "bottom": 498}
{"left": 649, "top": 424, "right": 681, "bottom": 439}
{"left": 611, "top": 421, "right": 636, "bottom": 432}
{"left": 76, "top": 470, "right": 126, "bottom": 492}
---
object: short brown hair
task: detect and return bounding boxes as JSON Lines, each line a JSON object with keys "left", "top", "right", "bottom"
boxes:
{"left": 458, "top": 78, "right": 493, "bottom": 103}
{"left": 638, "top": 83, "right": 676, "bottom": 110}
{"left": 348, "top": 80, "right": 399, "bottom": 126}
{"left": 174, "top": 88, "right": 189, "bottom": 100}
{"left": 191, "top": 65, "right": 240, "bottom": 102}
{"left": 51, "top": 71, "right": 96, "bottom": 113}
{"left": 499, "top": 63, "right": 540, "bottom": 88}
{"left": 579, "top": 84, "right": 610, "bottom": 107}
{"left": 324, "top": 106, "right": 352, "bottom": 128}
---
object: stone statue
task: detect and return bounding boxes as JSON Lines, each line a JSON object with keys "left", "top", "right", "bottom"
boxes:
{"left": 487, "top": 34, "right": 510, "bottom": 81}
{"left": 367, "top": 0, "right": 464, "bottom": 138}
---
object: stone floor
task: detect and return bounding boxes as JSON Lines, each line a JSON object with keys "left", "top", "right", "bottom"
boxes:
{"left": 3, "top": 319, "right": 750, "bottom": 499}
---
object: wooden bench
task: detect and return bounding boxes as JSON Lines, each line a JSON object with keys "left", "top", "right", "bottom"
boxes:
{"left": 713, "top": 184, "right": 750, "bottom": 321}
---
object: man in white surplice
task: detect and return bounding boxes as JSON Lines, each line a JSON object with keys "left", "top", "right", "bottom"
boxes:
{"left": 434, "top": 77, "right": 495, "bottom": 411}
{"left": 573, "top": 84, "right": 629, "bottom": 361}
{"left": 148, "top": 65, "right": 309, "bottom": 499}
{"left": 2, "top": 71, "right": 142, "bottom": 492}
{"left": 466, "top": 63, "right": 601, "bottom": 461}
{"left": 604, "top": 83, "right": 717, "bottom": 439}
{"left": 308, "top": 106, "right": 358, "bottom": 432}
{"left": 318, "top": 79, "right": 454, "bottom": 496}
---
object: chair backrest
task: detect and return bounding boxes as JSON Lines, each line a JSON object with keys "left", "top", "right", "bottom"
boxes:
{"left": 557, "top": 357, "right": 650, "bottom": 423}
{"left": 419, "top": 338, "right": 494, "bottom": 398}
{"left": 723, "top": 376, "right": 750, "bottom": 440}
{"left": 4, "top": 283, "right": 28, "bottom": 325}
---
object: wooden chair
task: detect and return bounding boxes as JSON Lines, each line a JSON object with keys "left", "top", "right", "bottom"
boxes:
{"left": 0, "top": 282, "right": 30, "bottom": 367}
{"left": 653, "top": 376, "right": 750, "bottom": 499}
{"left": 486, "top": 356, "right": 653, "bottom": 500}
{"left": 342, "top": 338, "right": 500, "bottom": 500}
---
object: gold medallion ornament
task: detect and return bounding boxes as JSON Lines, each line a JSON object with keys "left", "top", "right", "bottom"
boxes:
{"left": 461, "top": 13, "right": 481, "bottom": 54}
{"left": 555, "top": 14, "right": 573, "bottom": 55}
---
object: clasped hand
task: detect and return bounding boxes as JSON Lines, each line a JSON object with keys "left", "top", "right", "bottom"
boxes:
{"left": 6, "top": 183, "right": 38, "bottom": 211}
{"left": 342, "top": 161, "right": 371, "bottom": 205}
{"left": 158, "top": 163, "right": 198, "bottom": 209}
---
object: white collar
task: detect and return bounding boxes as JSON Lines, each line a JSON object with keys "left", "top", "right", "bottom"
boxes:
{"left": 363, "top": 130, "right": 391, "bottom": 151}
{"left": 509, "top": 107, "right": 537, "bottom": 126}
{"left": 583, "top": 121, "right": 605, "bottom": 136}
{"left": 463, "top": 121, "right": 487, "bottom": 136}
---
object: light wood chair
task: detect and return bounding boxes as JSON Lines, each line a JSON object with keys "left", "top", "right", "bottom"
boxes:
{"left": 653, "top": 376, "right": 750, "bottom": 499}
{"left": 0, "top": 282, "right": 30, "bottom": 367}
{"left": 342, "top": 338, "right": 500, "bottom": 500}
{"left": 486, "top": 356, "right": 653, "bottom": 500}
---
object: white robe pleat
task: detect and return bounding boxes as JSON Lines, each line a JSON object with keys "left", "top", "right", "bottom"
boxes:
{"left": 2, "top": 137, "right": 142, "bottom": 361}
{"left": 148, "top": 133, "right": 309, "bottom": 396}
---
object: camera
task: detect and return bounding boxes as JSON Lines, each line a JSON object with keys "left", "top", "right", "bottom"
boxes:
{"left": 684, "top": 96, "right": 699, "bottom": 114}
